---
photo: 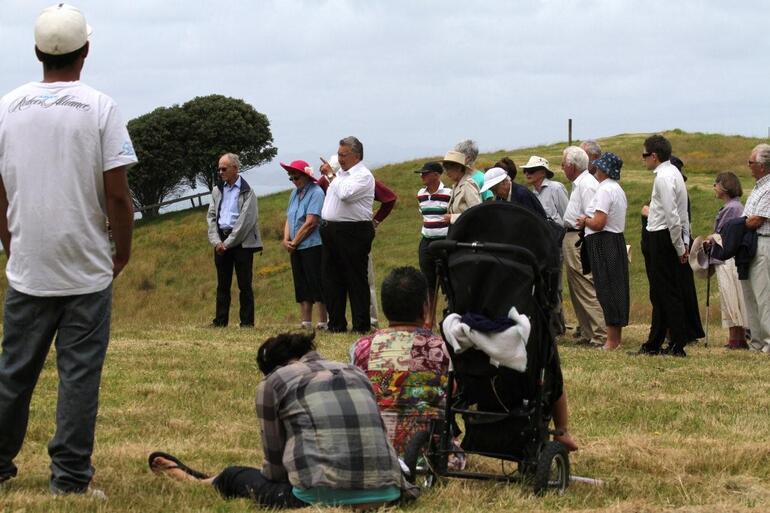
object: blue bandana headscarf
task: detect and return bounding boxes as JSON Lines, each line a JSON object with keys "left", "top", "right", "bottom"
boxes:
{"left": 594, "top": 152, "right": 623, "bottom": 180}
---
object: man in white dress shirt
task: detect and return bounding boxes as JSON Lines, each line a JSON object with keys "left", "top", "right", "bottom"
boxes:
{"left": 561, "top": 146, "right": 606, "bottom": 346}
{"left": 638, "top": 135, "right": 703, "bottom": 356}
{"left": 742, "top": 144, "right": 770, "bottom": 353}
{"left": 320, "top": 136, "right": 375, "bottom": 333}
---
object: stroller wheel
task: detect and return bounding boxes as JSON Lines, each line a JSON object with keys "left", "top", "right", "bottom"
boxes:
{"left": 533, "top": 441, "right": 570, "bottom": 495}
{"left": 403, "top": 430, "right": 439, "bottom": 488}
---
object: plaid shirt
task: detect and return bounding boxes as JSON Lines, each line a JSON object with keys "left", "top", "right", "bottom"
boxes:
{"left": 256, "top": 351, "right": 402, "bottom": 490}
{"left": 745, "top": 174, "right": 770, "bottom": 235}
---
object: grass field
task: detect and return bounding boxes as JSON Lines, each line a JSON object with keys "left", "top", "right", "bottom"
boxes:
{"left": 2, "top": 130, "right": 769, "bottom": 512}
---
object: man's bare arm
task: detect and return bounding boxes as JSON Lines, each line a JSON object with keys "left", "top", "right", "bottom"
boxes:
{"left": 104, "top": 166, "right": 134, "bottom": 278}
{"left": 0, "top": 177, "right": 10, "bottom": 257}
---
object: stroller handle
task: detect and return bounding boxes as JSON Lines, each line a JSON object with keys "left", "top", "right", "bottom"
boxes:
{"left": 428, "top": 240, "right": 539, "bottom": 266}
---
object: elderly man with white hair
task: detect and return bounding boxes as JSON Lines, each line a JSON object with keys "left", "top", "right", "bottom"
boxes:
{"left": 560, "top": 146, "right": 607, "bottom": 346}
{"left": 742, "top": 143, "right": 770, "bottom": 353}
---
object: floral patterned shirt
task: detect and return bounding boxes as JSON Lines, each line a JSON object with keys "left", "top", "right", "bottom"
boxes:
{"left": 352, "top": 327, "right": 451, "bottom": 455}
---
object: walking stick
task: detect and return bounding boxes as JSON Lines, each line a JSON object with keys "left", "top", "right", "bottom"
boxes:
{"left": 704, "top": 245, "right": 712, "bottom": 348}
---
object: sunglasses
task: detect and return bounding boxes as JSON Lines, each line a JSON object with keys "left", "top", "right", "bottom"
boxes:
{"left": 288, "top": 174, "right": 302, "bottom": 182}
{"left": 642, "top": 152, "right": 652, "bottom": 158}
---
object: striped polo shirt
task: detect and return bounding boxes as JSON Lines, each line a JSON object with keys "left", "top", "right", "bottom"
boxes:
{"left": 417, "top": 181, "right": 452, "bottom": 239}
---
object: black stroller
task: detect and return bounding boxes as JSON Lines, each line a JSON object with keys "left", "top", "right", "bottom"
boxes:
{"left": 403, "top": 201, "right": 570, "bottom": 494}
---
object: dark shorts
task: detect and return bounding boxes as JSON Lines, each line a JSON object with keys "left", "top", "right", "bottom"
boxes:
{"left": 290, "top": 245, "right": 324, "bottom": 303}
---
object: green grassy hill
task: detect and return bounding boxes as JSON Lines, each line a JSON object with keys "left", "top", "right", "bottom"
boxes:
{"left": 9, "top": 128, "right": 754, "bottom": 333}
{"left": 2, "top": 130, "right": 770, "bottom": 512}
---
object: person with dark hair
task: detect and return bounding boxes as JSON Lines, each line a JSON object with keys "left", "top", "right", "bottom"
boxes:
{"left": 415, "top": 162, "right": 452, "bottom": 316}
{"left": 638, "top": 135, "right": 704, "bottom": 356}
{"left": 150, "top": 331, "right": 409, "bottom": 509}
{"left": 0, "top": 4, "right": 136, "bottom": 497}
{"left": 319, "top": 137, "right": 376, "bottom": 333}
{"left": 351, "top": 267, "right": 451, "bottom": 456}
{"left": 494, "top": 156, "right": 518, "bottom": 180}
{"left": 704, "top": 171, "right": 748, "bottom": 349}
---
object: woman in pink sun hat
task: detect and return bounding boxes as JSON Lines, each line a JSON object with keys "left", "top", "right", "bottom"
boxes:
{"left": 281, "top": 160, "right": 328, "bottom": 330}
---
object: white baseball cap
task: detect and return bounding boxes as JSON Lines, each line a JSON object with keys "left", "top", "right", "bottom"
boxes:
{"left": 35, "top": 3, "right": 92, "bottom": 56}
{"left": 481, "top": 167, "right": 509, "bottom": 192}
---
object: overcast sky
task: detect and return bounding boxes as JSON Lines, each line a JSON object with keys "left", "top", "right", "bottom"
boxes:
{"left": 3, "top": 0, "right": 769, "bottom": 172}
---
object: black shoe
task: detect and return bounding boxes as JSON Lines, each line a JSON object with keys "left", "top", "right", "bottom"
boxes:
{"left": 209, "top": 321, "right": 227, "bottom": 328}
{"left": 636, "top": 344, "right": 661, "bottom": 356}
{"left": 668, "top": 344, "right": 687, "bottom": 357}
{"left": 239, "top": 323, "right": 254, "bottom": 328}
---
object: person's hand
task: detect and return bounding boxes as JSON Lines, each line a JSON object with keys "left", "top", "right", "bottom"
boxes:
{"left": 112, "top": 256, "right": 128, "bottom": 278}
{"left": 443, "top": 213, "right": 451, "bottom": 223}
{"left": 282, "top": 239, "right": 295, "bottom": 253}
{"left": 372, "top": 219, "right": 380, "bottom": 229}
{"left": 680, "top": 249, "right": 689, "bottom": 264}
{"left": 575, "top": 215, "right": 586, "bottom": 229}
{"left": 641, "top": 204, "right": 650, "bottom": 217}
{"left": 216, "top": 242, "right": 227, "bottom": 254}
{"left": 319, "top": 158, "right": 334, "bottom": 178}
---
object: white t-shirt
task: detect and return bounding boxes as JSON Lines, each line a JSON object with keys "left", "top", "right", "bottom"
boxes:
{"left": 585, "top": 179, "right": 627, "bottom": 235}
{"left": 0, "top": 81, "right": 138, "bottom": 296}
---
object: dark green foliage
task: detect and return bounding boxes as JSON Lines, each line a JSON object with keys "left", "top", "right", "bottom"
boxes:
{"left": 127, "top": 105, "right": 191, "bottom": 218}
{"left": 182, "top": 94, "right": 277, "bottom": 190}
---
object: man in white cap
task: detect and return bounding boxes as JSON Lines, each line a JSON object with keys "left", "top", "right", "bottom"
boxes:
{"left": 0, "top": 4, "right": 136, "bottom": 497}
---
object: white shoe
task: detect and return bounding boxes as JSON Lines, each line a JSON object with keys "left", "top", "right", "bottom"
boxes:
{"left": 315, "top": 322, "right": 328, "bottom": 331}
{"left": 300, "top": 321, "right": 313, "bottom": 330}
{"left": 748, "top": 339, "right": 764, "bottom": 352}
{"left": 51, "top": 486, "right": 107, "bottom": 500}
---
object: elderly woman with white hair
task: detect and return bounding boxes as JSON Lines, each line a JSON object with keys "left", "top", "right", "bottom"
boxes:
{"left": 576, "top": 152, "right": 629, "bottom": 350}
{"left": 454, "top": 139, "right": 493, "bottom": 202}
{"left": 442, "top": 150, "right": 481, "bottom": 224}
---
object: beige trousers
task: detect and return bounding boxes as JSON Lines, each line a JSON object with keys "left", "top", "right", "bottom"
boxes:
{"left": 562, "top": 231, "right": 606, "bottom": 344}
{"left": 741, "top": 236, "right": 770, "bottom": 350}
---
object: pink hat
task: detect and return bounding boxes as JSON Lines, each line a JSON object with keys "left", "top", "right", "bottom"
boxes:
{"left": 280, "top": 160, "right": 316, "bottom": 182}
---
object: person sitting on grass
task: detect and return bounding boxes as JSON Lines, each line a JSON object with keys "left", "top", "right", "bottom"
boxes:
{"left": 149, "top": 331, "right": 411, "bottom": 509}
{"left": 351, "top": 267, "right": 452, "bottom": 457}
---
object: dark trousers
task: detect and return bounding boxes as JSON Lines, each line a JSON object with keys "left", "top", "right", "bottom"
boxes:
{"left": 643, "top": 229, "right": 704, "bottom": 350}
{"left": 320, "top": 221, "right": 375, "bottom": 333}
{"left": 419, "top": 237, "right": 443, "bottom": 294}
{"left": 214, "top": 246, "right": 255, "bottom": 326}
{"left": 213, "top": 466, "right": 306, "bottom": 508}
{"left": 0, "top": 285, "right": 112, "bottom": 491}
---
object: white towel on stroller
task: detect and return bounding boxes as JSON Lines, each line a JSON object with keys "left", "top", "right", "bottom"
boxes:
{"left": 441, "top": 306, "right": 530, "bottom": 372}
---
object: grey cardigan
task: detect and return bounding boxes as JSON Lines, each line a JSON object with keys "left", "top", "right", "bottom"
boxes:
{"left": 207, "top": 176, "right": 263, "bottom": 251}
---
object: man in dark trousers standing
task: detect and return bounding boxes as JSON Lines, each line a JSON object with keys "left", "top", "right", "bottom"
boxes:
{"left": 207, "top": 153, "right": 263, "bottom": 327}
{"left": 319, "top": 137, "right": 375, "bottom": 333}
{"left": 0, "top": 3, "right": 136, "bottom": 497}
{"left": 638, "top": 135, "right": 703, "bottom": 356}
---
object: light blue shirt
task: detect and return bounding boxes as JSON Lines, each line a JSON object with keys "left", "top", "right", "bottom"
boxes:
{"left": 218, "top": 176, "right": 242, "bottom": 229}
{"left": 287, "top": 182, "right": 325, "bottom": 250}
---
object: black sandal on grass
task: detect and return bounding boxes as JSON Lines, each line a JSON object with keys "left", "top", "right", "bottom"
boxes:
{"left": 148, "top": 451, "right": 210, "bottom": 480}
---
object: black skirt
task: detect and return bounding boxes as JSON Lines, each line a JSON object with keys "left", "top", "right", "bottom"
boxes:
{"left": 585, "top": 231, "right": 630, "bottom": 327}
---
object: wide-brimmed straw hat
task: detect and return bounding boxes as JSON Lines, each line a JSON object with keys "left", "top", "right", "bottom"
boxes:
{"left": 441, "top": 150, "right": 471, "bottom": 171}
{"left": 521, "top": 156, "right": 554, "bottom": 178}
{"left": 689, "top": 236, "right": 715, "bottom": 279}
{"left": 481, "top": 167, "right": 509, "bottom": 192}
{"left": 280, "top": 160, "right": 316, "bottom": 182}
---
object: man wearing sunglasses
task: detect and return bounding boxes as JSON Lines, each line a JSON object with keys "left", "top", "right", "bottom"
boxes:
{"left": 207, "top": 153, "right": 263, "bottom": 327}
{"left": 638, "top": 135, "right": 703, "bottom": 356}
